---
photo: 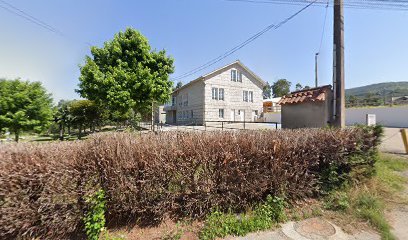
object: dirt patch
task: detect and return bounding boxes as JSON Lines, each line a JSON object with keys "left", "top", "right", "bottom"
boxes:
{"left": 323, "top": 211, "right": 374, "bottom": 236}
{"left": 108, "top": 219, "right": 202, "bottom": 240}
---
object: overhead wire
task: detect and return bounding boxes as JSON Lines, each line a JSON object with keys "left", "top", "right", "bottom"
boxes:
{"left": 0, "top": 0, "right": 91, "bottom": 46}
{"left": 223, "top": 0, "right": 408, "bottom": 11}
{"left": 172, "top": 0, "right": 318, "bottom": 80}
{"left": 318, "top": 0, "right": 329, "bottom": 54}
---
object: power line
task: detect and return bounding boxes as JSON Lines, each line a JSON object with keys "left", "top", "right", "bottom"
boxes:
{"left": 223, "top": 0, "right": 408, "bottom": 11}
{"left": 318, "top": 0, "right": 329, "bottom": 53}
{"left": 172, "top": 0, "right": 317, "bottom": 80}
{"left": 0, "top": 0, "right": 65, "bottom": 36}
{"left": 0, "top": 0, "right": 91, "bottom": 46}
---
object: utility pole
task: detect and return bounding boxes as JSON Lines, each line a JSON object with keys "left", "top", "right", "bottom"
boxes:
{"left": 333, "top": 0, "right": 345, "bottom": 128}
{"left": 315, "top": 53, "right": 319, "bottom": 88}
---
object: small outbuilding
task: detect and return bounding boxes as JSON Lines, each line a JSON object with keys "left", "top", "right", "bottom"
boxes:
{"left": 278, "top": 85, "right": 333, "bottom": 129}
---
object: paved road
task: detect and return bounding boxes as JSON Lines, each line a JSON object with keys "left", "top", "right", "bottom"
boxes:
{"left": 380, "top": 128, "right": 407, "bottom": 155}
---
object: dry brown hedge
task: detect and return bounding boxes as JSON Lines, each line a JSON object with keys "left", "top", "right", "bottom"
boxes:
{"left": 0, "top": 128, "right": 380, "bottom": 239}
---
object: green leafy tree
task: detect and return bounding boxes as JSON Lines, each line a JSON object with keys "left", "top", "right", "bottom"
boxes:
{"left": 364, "top": 92, "right": 382, "bottom": 106}
{"left": 303, "top": 85, "right": 311, "bottom": 90}
{"left": 175, "top": 81, "right": 183, "bottom": 90}
{"left": 69, "top": 100, "right": 100, "bottom": 139}
{"left": 346, "top": 95, "right": 359, "bottom": 108}
{"left": 77, "top": 27, "right": 175, "bottom": 119}
{"left": 0, "top": 79, "right": 53, "bottom": 142}
{"left": 295, "top": 83, "right": 303, "bottom": 91}
{"left": 263, "top": 82, "right": 272, "bottom": 99}
{"left": 54, "top": 100, "right": 73, "bottom": 140}
{"left": 272, "top": 79, "right": 291, "bottom": 97}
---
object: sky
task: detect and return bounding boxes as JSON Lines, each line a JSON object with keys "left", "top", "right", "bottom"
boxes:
{"left": 1, "top": 0, "right": 408, "bottom": 102}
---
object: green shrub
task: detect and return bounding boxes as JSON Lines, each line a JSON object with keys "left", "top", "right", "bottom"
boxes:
{"left": 200, "top": 195, "right": 286, "bottom": 240}
{"left": 318, "top": 125, "right": 383, "bottom": 192}
{"left": 254, "top": 195, "right": 287, "bottom": 223}
{"left": 324, "top": 191, "right": 350, "bottom": 211}
{"left": 84, "top": 189, "right": 106, "bottom": 240}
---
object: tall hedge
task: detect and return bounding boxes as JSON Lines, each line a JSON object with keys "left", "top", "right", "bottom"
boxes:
{"left": 0, "top": 127, "right": 381, "bottom": 239}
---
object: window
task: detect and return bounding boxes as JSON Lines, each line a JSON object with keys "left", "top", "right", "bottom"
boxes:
{"left": 249, "top": 91, "right": 253, "bottom": 102}
{"left": 238, "top": 71, "right": 242, "bottom": 82}
{"left": 231, "top": 70, "right": 237, "bottom": 82}
{"left": 172, "top": 97, "right": 176, "bottom": 106}
{"left": 243, "top": 90, "right": 248, "bottom": 102}
{"left": 212, "top": 87, "right": 218, "bottom": 100}
{"left": 184, "top": 93, "right": 188, "bottom": 106}
{"left": 178, "top": 96, "right": 182, "bottom": 106}
{"left": 212, "top": 87, "right": 224, "bottom": 101}
{"left": 191, "top": 110, "right": 194, "bottom": 119}
{"left": 219, "top": 88, "right": 224, "bottom": 100}
{"left": 219, "top": 109, "right": 224, "bottom": 118}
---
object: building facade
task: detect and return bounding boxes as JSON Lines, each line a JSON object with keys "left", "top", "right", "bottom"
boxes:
{"left": 278, "top": 85, "right": 333, "bottom": 129}
{"left": 164, "top": 61, "right": 266, "bottom": 125}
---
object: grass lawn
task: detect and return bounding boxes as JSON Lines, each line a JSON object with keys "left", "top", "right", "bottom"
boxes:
{"left": 323, "top": 153, "right": 408, "bottom": 240}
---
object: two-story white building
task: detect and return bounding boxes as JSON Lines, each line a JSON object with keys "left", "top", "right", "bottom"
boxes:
{"left": 164, "top": 60, "right": 266, "bottom": 125}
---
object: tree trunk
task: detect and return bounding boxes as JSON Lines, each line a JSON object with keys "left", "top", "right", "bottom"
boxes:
{"left": 59, "top": 122, "right": 64, "bottom": 141}
{"left": 68, "top": 125, "right": 71, "bottom": 135}
{"left": 151, "top": 102, "right": 154, "bottom": 132}
{"left": 78, "top": 124, "right": 82, "bottom": 140}
{"left": 14, "top": 129, "right": 19, "bottom": 142}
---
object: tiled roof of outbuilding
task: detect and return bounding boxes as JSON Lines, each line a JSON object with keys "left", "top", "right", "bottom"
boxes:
{"left": 278, "top": 85, "right": 332, "bottom": 105}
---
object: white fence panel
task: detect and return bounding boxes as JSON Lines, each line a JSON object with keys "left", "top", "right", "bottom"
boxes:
{"left": 263, "top": 105, "right": 408, "bottom": 128}
{"left": 346, "top": 106, "right": 408, "bottom": 128}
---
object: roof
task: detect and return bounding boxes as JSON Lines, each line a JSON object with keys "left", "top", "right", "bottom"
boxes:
{"left": 278, "top": 85, "right": 332, "bottom": 105}
{"left": 173, "top": 60, "right": 267, "bottom": 94}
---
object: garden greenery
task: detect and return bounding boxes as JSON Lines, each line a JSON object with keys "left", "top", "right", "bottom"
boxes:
{"left": 200, "top": 195, "right": 287, "bottom": 240}
{"left": 84, "top": 189, "right": 106, "bottom": 240}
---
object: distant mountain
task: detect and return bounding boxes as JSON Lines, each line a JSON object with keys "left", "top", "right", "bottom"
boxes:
{"left": 346, "top": 82, "right": 408, "bottom": 97}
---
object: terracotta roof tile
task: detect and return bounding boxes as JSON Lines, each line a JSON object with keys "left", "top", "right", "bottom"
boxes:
{"left": 278, "top": 85, "right": 332, "bottom": 105}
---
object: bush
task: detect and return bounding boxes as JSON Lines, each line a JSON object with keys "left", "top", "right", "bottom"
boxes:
{"left": 324, "top": 191, "right": 350, "bottom": 211}
{"left": 84, "top": 189, "right": 106, "bottom": 240}
{"left": 0, "top": 127, "right": 381, "bottom": 239}
{"left": 200, "top": 195, "right": 286, "bottom": 240}
{"left": 317, "top": 125, "right": 383, "bottom": 192}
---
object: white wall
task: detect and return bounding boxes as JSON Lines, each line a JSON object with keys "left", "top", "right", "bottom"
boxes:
{"left": 173, "top": 80, "right": 205, "bottom": 124}
{"left": 264, "top": 112, "right": 282, "bottom": 123}
{"left": 263, "top": 106, "right": 408, "bottom": 128}
{"left": 346, "top": 106, "right": 408, "bottom": 128}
